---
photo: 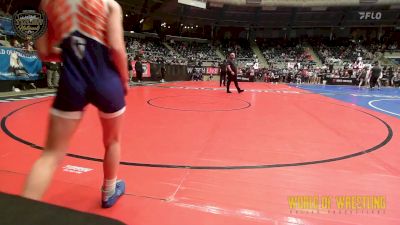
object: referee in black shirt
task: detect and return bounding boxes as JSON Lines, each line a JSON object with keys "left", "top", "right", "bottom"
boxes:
{"left": 226, "top": 53, "right": 244, "bottom": 93}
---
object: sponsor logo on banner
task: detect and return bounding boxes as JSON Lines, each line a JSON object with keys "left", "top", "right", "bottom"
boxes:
{"left": 131, "top": 61, "right": 151, "bottom": 77}
{"left": 359, "top": 11, "right": 382, "bottom": 20}
{"left": 187, "top": 66, "right": 214, "bottom": 75}
{"left": 206, "top": 67, "right": 219, "bottom": 75}
{"left": 333, "top": 79, "right": 353, "bottom": 83}
{"left": 0, "top": 17, "right": 15, "bottom": 35}
{"left": 63, "top": 165, "right": 93, "bottom": 174}
{"left": 12, "top": 10, "right": 47, "bottom": 40}
{"left": 187, "top": 66, "right": 204, "bottom": 74}
{"left": 327, "top": 78, "right": 356, "bottom": 85}
{"left": 0, "top": 47, "right": 42, "bottom": 79}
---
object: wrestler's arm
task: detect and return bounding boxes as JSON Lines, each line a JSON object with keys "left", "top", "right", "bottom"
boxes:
{"left": 107, "top": 0, "right": 129, "bottom": 94}
{"left": 35, "top": 1, "right": 61, "bottom": 61}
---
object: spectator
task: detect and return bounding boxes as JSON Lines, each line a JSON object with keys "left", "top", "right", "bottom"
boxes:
{"left": 128, "top": 58, "right": 133, "bottom": 82}
{"left": 46, "top": 61, "right": 60, "bottom": 88}
{"left": 392, "top": 70, "right": 400, "bottom": 87}
{"left": 160, "top": 59, "right": 166, "bottom": 83}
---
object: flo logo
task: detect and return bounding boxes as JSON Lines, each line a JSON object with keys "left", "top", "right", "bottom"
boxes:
{"left": 359, "top": 11, "right": 382, "bottom": 20}
{"left": 12, "top": 9, "right": 47, "bottom": 40}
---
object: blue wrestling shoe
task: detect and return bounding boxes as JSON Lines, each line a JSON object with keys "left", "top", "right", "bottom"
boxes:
{"left": 101, "top": 180, "right": 125, "bottom": 208}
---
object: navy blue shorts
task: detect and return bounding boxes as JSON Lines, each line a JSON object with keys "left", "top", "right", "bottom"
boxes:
{"left": 51, "top": 70, "right": 126, "bottom": 119}
{"left": 50, "top": 32, "right": 126, "bottom": 119}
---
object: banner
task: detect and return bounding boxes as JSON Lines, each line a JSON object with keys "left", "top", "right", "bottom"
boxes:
{"left": 343, "top": 10, "right": 399, "bottom": 24}
{"left": 347, "top": 11, "right": 398, "bottom": 21}
{"left": 187, "top": 66, "right": 205, "bottom": 75}
{"left": 131, "top": 61, "right": 151, "bottom": 77}
{"left": 206, "top": 67, "right": 219, "bottom": 75}
{"left": 326, "top": 78, "right": 356, "bottom": 85}
{"left": 0, "top": 47, "right": 42, "bottom": 80}
{"left": 237, "top": 75, "right": 250, "bottom": 82}
{"left": 0, "top": 17, "right": 15, "bottom": 35}
{"left": 358, "top": 11, "right": 382, "bottom": 20}
{"left": 187, "top": 66, "right": 219, "bottom": 75}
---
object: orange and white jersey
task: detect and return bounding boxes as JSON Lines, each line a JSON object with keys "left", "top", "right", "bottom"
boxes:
{"left": 41, "top": 0, "right": 109, "bottom": 47}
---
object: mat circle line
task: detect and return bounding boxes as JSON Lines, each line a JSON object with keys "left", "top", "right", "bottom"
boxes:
{"left": 368, "top": 99, "right": 400, "bottom": 117}
{"left": 0, "top": 99, "right": 393, "bottom": 170}
{"left": 147, "top": 95, "right": 251, "bottom": 112}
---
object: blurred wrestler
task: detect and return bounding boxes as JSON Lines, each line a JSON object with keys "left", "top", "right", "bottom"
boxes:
{"left": 23, "top": 0, "right": 129, "bottom": 208}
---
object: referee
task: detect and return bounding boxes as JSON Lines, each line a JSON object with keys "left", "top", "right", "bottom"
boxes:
{"left": 369, "top": 61, "right": 382, "bottom": 89}
{"left": 226, "top": 53, "right": 244, "bottom": 93}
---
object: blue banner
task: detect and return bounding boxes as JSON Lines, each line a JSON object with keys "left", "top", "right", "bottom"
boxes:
{"left": 0, "top": 47, "right": 42, "bottom": 80}
{"left": 0, "top": 17, "right": 15, "bottom": 35}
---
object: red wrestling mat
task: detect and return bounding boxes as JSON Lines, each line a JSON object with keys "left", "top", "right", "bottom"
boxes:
{"left": 158, "top": 81, "right": 299, "bottom": 92}
{"left": 1, "top": 81, "right": 399, "bottom": 225}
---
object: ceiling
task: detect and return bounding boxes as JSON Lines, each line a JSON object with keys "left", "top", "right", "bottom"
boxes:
{"left": 2, "top": 0, "right": 399, "bottom": 29}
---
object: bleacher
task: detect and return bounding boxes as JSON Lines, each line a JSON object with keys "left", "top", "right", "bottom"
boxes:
{"left": 313, "top": 38, "right": 374, "bottom": 66}
{"left": 258, "top": 38, "right": 313, "bottom": 68}
{"left": 219, "top": 39, "right": 255, "bottom": 66}
{"left": 168, "top": 41, "right": 220, "bottom": 63}
{"left": 126, "top": 36, "right": 176, "bottom": 63}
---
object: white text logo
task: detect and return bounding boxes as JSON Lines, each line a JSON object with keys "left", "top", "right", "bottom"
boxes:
{"left": 63, "top": 165, "right": 93, "bottom": 174}
{"left": 359, "top": 11, "right": 382, "bottom": 20}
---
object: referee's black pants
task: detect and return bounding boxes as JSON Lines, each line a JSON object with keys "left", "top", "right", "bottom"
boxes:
{"left": 227, "top": 74, "right": 241, "bottom": 92}
{"left": 220, "top": 71, "right": 226, "bottom": 86}
{"left": 137, "top": 72, "right": 143, "bottom": 81}
{"left": 370, "top": 76, "right": 379, "bottom": 88}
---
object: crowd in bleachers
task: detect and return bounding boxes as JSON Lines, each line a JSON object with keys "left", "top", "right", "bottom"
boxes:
{"left": 362, "top": 39, "right": 387, "bottom": 55}
{"left": 168, "top": 41, "right": 220, "bottom": 63}
{"left": 313, "top": 38, "right": 374, "bottom": 66}
{"left": 259, "top": 38, "right": 313, "bottom": 67}
{"left": 126, "top": 37, "right": 182, "bottom": 64}
{"left": 124, "top": 35, "right": 398, "bottom": 70}
{"left": 251, "top": 64, "right": 399, "bottom": 87}
{"left": 3, "top": 31, "right": 398, "bottom": 87}
{"left": 124, "top": 36, "right": 399, "bottom": 87}
{"left": 218, "top": 39, "right": 256, "bottom": 65}
{"left": 361, "top": 39, "right": 399, "bottom": 65}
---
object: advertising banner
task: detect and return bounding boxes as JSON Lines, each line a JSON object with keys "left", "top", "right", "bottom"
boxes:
{"left": 131, "top": 61, "right": 151, "bottom": 77}
{"left": 0, "top": 47, "right": 42, "bottom": 80}
{"left": 0, "top": 17, "right": 15, "bottom": 35}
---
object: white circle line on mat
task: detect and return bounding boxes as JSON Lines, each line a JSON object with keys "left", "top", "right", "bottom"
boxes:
{"left": 368, "top": 99, "right": 400, "bottom": 117}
